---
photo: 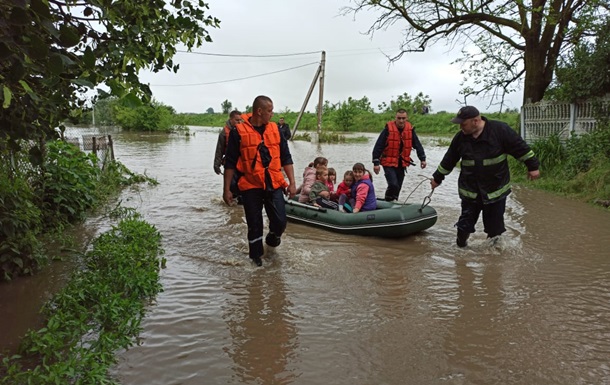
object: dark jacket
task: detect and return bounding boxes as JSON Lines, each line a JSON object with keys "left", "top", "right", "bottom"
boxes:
{"left": 432, "top": 117, "right": 539, "bottom": 203}
{"left": 372, "top": 125, "right": 426, "bottom": 167}
{"left": 278, "top": 123, "right": 291, "bottom": 141}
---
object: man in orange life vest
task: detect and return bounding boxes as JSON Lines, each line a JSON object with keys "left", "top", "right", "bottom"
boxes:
{"left": 372, "top": 108, "right": 427, "bottom": 201}
{"left": 223, "top": 96, "right": 297, "bottom": 267}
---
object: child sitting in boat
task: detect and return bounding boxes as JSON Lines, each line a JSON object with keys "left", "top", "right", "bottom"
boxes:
{"left": 309, "top": 166, "right": 340, "bottom": 210}
{"left": 351, "top": 162, "right": 377, "bottom": 213}
{"left": 332, "top": 170, "right": 354, "bottom": 212}
{"left": 326, "top": 167, "right": 336, "bottom": 193}
{"left": 335, "top": 170, "right": 354, "bottom": 199}
{"left": 297, "top": 156, "right": 328, "bottom": 203}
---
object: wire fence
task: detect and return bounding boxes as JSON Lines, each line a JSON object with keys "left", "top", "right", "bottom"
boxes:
{"left": 59, "top": 126, "right": 115, "bottom": 168}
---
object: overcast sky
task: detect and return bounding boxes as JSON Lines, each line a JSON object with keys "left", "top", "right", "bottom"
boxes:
{"left": 140, "top": 0, "right": 523, "bottom": 115}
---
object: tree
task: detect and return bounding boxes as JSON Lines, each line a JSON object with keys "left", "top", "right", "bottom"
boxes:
{"left": 206, "top": 107, "right": 215, "bottom": 114}
{"left": 378, "top": 92, "right": 432, "bottom": 114}
{"left": 342, "top": 0, "right": 609, "bottom": 107}
{"left": 221, "top": 99, "right": 232, "bottom": 114}
{"left": 551, "top": 17, "right": 610, "bottom": 102}
{"left": 333, "top": 96, "right": 373, "bottom": 130}
{"left": 334, "top": 101, "right": 357, "bottom": 131}
{"left": 0, "top": 0, "right": 219, "bottom": 160}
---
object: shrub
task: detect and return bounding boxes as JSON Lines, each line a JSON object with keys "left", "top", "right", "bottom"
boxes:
{"left": 40, "top": 141, "right": 100, "bottom": 225}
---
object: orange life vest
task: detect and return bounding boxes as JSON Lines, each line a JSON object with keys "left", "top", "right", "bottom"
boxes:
{"left": 380, "top": 120, "right": 413, "bottom": 167}
{"left": 235, "top": 117, "right": 288, "bottom": 191}
{"left": 222, "top": 124, "right": 231, "bottom": 151}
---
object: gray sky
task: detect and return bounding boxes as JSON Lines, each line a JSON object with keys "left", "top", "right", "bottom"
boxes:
{"left": 140, "top": 0, "right": 523, "bottom": 114}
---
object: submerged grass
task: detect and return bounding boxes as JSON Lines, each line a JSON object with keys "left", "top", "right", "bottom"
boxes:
{"left": 1, "top": 208, "right": 165, "bottom": 385}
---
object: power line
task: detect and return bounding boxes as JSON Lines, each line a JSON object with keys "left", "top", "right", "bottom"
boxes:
{"left": 150, "top": 61, "right": 319, "bottom": 87}
{"left": 176, "top": 49, "right": 322, "bottom": 58}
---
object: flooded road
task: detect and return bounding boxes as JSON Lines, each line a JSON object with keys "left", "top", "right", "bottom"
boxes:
{"left": 2, "top": 127, "right": 610, "bottom": 384}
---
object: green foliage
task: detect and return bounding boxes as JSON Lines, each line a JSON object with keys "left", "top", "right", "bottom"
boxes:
{"left": 114, "top": 100, "right": 178, "bottom": 132}
{"left": 293, "top": 132, "right": 312, "bottom": 141}
{"left": 41, "top": 141, "right": 100, "bottom": 224}
{"left": 377, "top": 92, "right": 432, "bottom": 115}
{"left": 318, "top": 132, "right": 347, "bottom": 143}
{"left": 0, "top": 155, "right": 44, "bottom": 280}
{"left": 0, "top": 0, "right": 219, "bottom": 153}
{"left": 221, "top": 99, "right": 233, "bottom": 114}
{"left": 0, "top": 139, "right": 157, "bottom": 280}
{"left": 509, "top": 123, "right": 610, "bottom": 204}
{"left": 175, "top": 107, "right": 521, "bottom": 136}
{"left": 1, "top": 210, "right": 164, "bottom": 385}
{"left": 550, "top": 17, "right": 610, "bottom": 101}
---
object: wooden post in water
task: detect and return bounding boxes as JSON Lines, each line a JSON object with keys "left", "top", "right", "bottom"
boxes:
{"left": 108, "top": 135, "right": 115, "bottom": 161}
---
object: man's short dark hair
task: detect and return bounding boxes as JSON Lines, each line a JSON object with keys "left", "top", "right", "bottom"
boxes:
{"left": 229, "top": 110, "right": 241, "bottom": 118}
{"left": 396, "top": 108, "right": 408, "bottom": 114}
{"left": 253, "top": 95, "right": 273, "bottom": 111}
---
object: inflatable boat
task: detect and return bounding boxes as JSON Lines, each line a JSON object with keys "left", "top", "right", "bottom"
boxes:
{"left": 285, "top": 198, "right": 437, "bottom": 238}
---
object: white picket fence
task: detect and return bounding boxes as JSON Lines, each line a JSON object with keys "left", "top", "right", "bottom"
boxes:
{"left": 520, "top": 98, "right": 609, "bottom": 141}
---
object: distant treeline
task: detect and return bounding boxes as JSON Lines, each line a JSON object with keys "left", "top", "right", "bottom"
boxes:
{"left": 178, "top": 110, "right": 520, "bottom": 135}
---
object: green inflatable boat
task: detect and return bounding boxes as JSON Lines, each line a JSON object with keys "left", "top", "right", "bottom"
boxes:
{"left": 285, "top": 198, "right": 437, "bottom": 238}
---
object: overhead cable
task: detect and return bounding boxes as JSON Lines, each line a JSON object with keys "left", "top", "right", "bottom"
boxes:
{"left": 176, "top": 49, "right": 322, "bottom": 58}
{"left": 151, "top": 61, "right": 319, "bottom": 87}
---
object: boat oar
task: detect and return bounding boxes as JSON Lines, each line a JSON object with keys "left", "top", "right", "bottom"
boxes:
{"left": 284, "top": 198, "right": 328, "bottom": 213}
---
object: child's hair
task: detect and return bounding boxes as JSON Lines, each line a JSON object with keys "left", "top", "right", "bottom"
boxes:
{"left": 313, "top": 156, "right": 328, "bottom": 168}
{"left": 352, "top": 162, "right": 373, "bottom": 182}
{"left": 328, "top": 167, "right": 336, "bottom": 178}
{"left": 343, "top": 170, "right": 354, "bottom": 181}
{"left": 315, "top": 165, "right": 328, "bottom": 178}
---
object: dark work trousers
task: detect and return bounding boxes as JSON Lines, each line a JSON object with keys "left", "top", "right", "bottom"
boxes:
{"left": 382, "top": 166, "right": 406, "bottom": 201}
{"left": 456, "top": 197, "right": 507, "bottom": 238}
{"left": 241, "top": 188, "right": 287, "bottom": 259}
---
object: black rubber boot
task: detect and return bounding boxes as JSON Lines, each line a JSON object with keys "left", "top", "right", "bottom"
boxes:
{"left": 265, "top": 232, "right": 281, "bottom": 247}
{"left": 456, "top": 229, "right": 470, "bottom": 247}
{"left": 251, "top": 256, "right": 263, "bottom": 267}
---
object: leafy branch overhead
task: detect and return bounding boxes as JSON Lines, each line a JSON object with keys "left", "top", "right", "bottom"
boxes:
{"left": 0, "top": 0, "right": 219, "bottom": 155}
{"left": 342, "top": 0, "right": 609, "bottom": 107}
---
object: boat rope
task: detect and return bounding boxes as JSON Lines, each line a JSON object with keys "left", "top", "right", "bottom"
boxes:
{"left": 401, "top": 175, "right": 435, "bottom": 212}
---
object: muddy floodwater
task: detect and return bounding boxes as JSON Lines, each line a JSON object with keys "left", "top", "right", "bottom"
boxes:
{"left": 1, "top": 127, "right": 609, "bottom": 385}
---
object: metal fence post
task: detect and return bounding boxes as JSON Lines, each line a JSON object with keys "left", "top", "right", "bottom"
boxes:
{"left": 569, "top": 103, "right": 577, "bottom": 138}
{"left": 520, "top": 106, "right": 526, "bottom": 140}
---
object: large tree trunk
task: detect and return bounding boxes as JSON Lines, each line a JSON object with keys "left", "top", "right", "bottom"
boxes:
{"left": 522, "top": 47, "right": 552, "bottom": 104}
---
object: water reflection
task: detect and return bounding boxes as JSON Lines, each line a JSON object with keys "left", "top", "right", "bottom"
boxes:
{"left": 223, "top": 270, "right": 299, "bottom": 384}
{"left": 444, "top": 258, "right": 505, "bottom": 382}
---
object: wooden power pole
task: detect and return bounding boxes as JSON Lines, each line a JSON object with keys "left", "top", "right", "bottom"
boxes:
{"left": 291, "top": 51, "right": 325, "bottom": 140}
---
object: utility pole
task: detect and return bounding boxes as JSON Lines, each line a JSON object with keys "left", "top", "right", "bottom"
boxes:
{"left": 291, "top": 51, "right": 325, "bottom": 139}
{"left": 316, "top": 51, "right": 325, "bottom": 137}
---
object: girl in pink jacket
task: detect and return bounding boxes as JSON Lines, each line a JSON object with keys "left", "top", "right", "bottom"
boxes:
{"left": 297, "top": 156, "right": 327, "bottom": 203}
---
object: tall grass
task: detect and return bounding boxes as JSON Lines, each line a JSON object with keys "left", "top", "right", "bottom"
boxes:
{"left": 509, "top": 125, "right": 610, "bottom": 205}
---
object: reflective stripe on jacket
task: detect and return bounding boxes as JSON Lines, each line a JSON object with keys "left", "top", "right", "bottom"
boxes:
{"left": 235, "top": 118, "right": 288, "bottom": 191}
{"left": 380, "top": 120, "right": 413, "bottom": 167}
